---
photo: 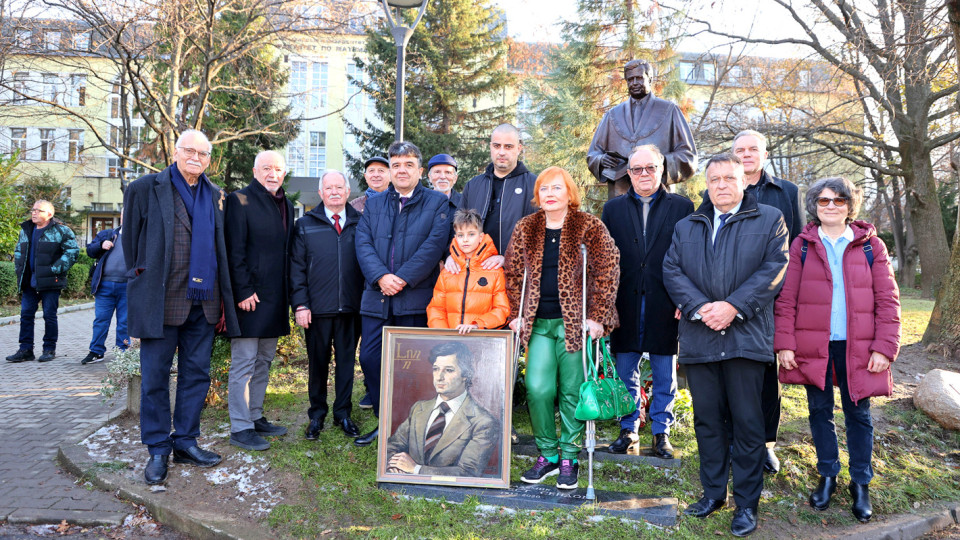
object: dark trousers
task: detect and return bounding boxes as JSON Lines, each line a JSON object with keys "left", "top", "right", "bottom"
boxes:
{"left": 358, "top": 312, "right": 427, "bottom": 417}
{"left": 18, "top": 285, "right": 61, "bottom": 352}
{"left": 761, "top": 359, "right": 781, "bottom": 443}
{"left": 306, "top": 314, "right": 359, "bottom": 422}
{"left": 686, "top": 358, "right": 766, "bottom": 510}
{"left": 140, "top": 305, "right": 215, "bottom": 456}
{"left": 805, "top": 340, "right": 874, "bottom": 485}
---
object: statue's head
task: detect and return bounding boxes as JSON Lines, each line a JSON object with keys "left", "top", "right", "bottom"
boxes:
{"left": 624, "top": 59, "right": 653, "bottom": 100}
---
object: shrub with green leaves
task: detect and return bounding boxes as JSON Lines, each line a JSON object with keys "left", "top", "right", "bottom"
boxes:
{"left": 0, "top": 261, "right": 17, "bottom": 302}
{"left": 66, "top": 262, "right": 90, "bottom": 295}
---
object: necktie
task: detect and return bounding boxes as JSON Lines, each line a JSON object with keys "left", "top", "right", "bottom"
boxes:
{"left": 715, "top": 213, "right": 731, "bottom": 245}
{"left": 389, "top": 196, "right": 410, "bottom": 272}
{"left": 639, "top": 196, "right": 653, "bottom": 231}
{"left": 423, "top": 401, "right": 450, "bottom": 460}
{"left": 399, "top": 196, "right": 410, "bottom": 211}
{"left": 332, "top": 213, "right": 341, "bottom": 234}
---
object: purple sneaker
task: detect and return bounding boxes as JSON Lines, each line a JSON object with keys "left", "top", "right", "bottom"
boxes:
{"left": 521, "top": 455, "right": 560, "bottom": 484}
{"left": 556, "top": 459, "right": 579, "bottom": 490}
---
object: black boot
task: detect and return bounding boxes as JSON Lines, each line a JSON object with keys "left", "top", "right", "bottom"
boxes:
{"left": 849, "top": 481, "right": 872, "bottom": 523}
{"left": 808, "top": 476, "right": 837, "bottom": 510}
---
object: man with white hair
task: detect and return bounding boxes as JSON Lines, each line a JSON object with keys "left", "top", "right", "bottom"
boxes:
{"left": 123, "top": 130, "right": 240, "bottom": 485}
{"left": 224, "top": 150, "right": 295, "bottom": 451}
{"left": 290, "top": 170, "right": 364, "bottom": 441}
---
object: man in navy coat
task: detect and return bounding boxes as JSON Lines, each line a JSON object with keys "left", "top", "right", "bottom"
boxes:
{"left": 354, "top": 140, "right": 452, "bottom": 446}
{"left": 601, "top": 144, "right": 693, "bottom": 459}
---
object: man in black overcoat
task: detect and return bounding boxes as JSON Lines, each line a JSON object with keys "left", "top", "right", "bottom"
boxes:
{"left": 601, "top": 145, "right": 693, "bottom": 458}
{"left": 224, "top": 150, "right": 295, "bottom": 451}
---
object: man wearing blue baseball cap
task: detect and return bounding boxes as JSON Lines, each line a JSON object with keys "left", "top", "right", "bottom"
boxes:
{"left": 427, "top": 154, "right": 461, "bottom": 208}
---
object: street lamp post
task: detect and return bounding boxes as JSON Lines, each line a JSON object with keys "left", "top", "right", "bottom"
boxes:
{"left": 380, "top": 0, "right": 428, "bottom": 142}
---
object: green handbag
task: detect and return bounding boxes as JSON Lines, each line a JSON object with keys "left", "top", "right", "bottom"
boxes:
{"left": 574, "top": 336, "right": 637, "bottom": 421}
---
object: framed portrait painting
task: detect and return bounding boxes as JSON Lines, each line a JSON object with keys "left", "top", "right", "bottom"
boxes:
{"left": 377, "top": 327, "right": 514, "bottom": 489}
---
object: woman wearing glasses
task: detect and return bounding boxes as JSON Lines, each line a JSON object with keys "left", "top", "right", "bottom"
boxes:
{"left": 774, "top": 176, "right": 901, "bottom": 523}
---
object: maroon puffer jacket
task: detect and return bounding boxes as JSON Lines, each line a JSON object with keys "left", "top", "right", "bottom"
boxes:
{"left": 774, "top": 220, "right": 901, "bottom": 405}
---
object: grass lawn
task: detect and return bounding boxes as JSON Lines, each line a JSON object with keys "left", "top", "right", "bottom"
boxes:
{"left": 227, "top": 289, "right": 958, "bottom": 538}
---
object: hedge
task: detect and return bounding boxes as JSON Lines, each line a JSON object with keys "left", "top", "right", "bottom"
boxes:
{"left": 0, "top": 261, "right": 16, "bottom": 303}
{"left": 66, "top": 262, "right": 90, "bottom": 295}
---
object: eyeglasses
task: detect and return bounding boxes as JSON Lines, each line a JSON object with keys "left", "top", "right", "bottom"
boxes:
{"left": 628, "top": 165, "right": 659, "bottom": 176}
{"left": 30, "top": 209, "right": 47, "bottom": 214}
{"left": 177, "top": 146, "right": 211, "bottom": 159}
{"left": 816, "top": 197, "right": 848, "bottom": 207}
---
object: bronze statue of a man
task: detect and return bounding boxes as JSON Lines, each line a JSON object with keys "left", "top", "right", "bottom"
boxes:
{"left": 587, "top": 59, "right": 697, "bottom": 194}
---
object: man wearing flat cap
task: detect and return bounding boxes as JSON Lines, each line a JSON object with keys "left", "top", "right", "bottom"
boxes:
{"left": 350, "top": 156, "right": 391, "bottom": 214}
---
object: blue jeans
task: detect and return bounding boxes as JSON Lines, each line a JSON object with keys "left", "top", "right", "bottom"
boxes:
{"left": 88, "top": 281, "right": 129, "bottom": 355}
{"left": 18, "top": 285, "right": 61, "bottom": 352}
{"left": 805, "top": 340, "right": 874, "bottom": 485}
{"left": 140, "top": 305, "right": 215, "bottom": 456}
{"left": 614, "top": 297, "right": 677, "bottom": 434}
{"left": 358, "top": 312, "right": 427, "bottom": 417}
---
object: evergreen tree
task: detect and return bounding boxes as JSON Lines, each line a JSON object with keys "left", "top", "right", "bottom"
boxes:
{"left": 348, "top": 0, "right": 513, "bottom": 188}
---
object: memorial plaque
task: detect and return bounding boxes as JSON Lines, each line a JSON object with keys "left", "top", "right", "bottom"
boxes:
{"left": 378, "top": 482, "right": 678, "bottom": 526}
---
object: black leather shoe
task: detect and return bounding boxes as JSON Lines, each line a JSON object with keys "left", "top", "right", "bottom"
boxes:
{"left": 652, "top": 433, "right": 674, "bottom": 459}
{"left": 253, "top": 417, "right": 288, "bottom": 437}
{"left": 144, "top": 454, "right": 169, "bottom": 485}
{"left": 849, "top": 481, "right": 872, "bottom": 522}
{"left": 304, "top": 417, "right": 325, "bottom": 440}
{"left": 608, "top": 429, "right": 639, "bottom": 454}
{"left": 730, "top": 506, "right": 758, "bottom": 537}
{"left": 809, "top": 475, "right": 837, "bottom": 510}
{"left": 763, "top": 447, "right": 780, "bottom": 474}
{"left": 5, "top": 349, "right": 34, "bottom": 363}
{"left": 337, "top": 418, "right": 361, "bottom": 438}
{"left": 172, "top": 445, "right": 222, "bottom": 467}
{"left": 683, "top": 495, "right": 726, "bottom": 518}
{"left": 354, "top": 428, "right": 378, "bottom": 447}
{"left": 37, "top": 349, "right": 56, "bottom": 362}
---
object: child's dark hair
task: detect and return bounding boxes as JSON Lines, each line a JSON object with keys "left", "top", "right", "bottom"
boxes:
{"left": 453, "top": 209, "right": 483, "bottom": 231}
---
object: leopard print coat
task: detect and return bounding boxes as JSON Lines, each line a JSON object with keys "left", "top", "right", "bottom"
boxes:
{"left": 504, "top": 209, "right": 620, "bottom": 353}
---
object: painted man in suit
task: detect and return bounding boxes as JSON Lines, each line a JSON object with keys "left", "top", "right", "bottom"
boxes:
{"left": 224, "top": 150, "right": 294, "bottom": 452}
{"left": 123, "top": 130, "right": 240, "bottom": 485}
{"left": 386, "top": 341, "right": 500, "bottom": 478}
{"left": 601, "top": 144, "right": 694, "bottom": 458}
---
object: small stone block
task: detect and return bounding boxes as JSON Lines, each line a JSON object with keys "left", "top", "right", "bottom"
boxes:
{"left": 7, "top": 508, "right": 128, "bottom": 527}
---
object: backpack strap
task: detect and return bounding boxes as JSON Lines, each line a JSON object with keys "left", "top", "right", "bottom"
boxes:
{"left": 800, "top": 239, "right": 808, "bottom": 266}
{"left": 863, "top": 239, "right": 874, "bottom": 268}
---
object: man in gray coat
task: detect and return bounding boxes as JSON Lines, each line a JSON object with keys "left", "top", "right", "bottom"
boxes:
{"left": 123, "top": 130, "right": 240, "bottom": 485}
{"left": 663, "top": 153, "right": 788, "bottom": 537}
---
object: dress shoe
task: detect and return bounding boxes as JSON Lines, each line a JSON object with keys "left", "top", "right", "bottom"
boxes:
{"left": 730, "top": 506, "right": 758, "bottom": 537}
{"left": 683, "top": 495, "right": 726, "bottom": 518}
{"left": 651, "top": 433, "right": 674, "bottom": 459}
{"left": 849, "top": 481, "right": 873, "bottom": 522}
{"left": 37, "top": 349, "right": 56, "bottom": 362}
{"left": 304, "top": 417, "right": 325, "bottom": 440}
{"left": 808, "top": 475, "right": 837, "bottom": 510}
{"left": 337, "top": 417, "right": 361, "bottom": 438}
{"left": 608, "top": 429, "right": 639, "bottom": 454}
{"left": 354, "top": 428, "right": 378, "bottom": 447}
{"left": 172, "top": 445, "right": 222, "bottom": 467}
{"left": 230, "top": 429, "right": 270, "bottom": 451}
{"left": 253, "top": 417, "right": 288, "bottom": 436}
{"left": 763, "top": 447, "right": 780, "bottom": 474}
{"left": 144, "top": 454, "right": 169, "bottom": 485}
{"left": 5, "top": 349, "right": 34, "bottom": 363}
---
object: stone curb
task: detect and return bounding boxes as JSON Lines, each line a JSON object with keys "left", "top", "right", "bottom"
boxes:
{"left": 57, "top": 419, "right": 265, "bottom": 540}
{"left": 0, "top": 302, "right": 95, "bottom": 327}
{"left": 841, "top": 503, "right": 960, "bottom": 540}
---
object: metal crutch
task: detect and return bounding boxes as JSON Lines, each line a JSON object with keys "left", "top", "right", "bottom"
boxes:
{"left": 580, "top": 243, "right": 597, "bottom": 501}
{"left": 511, "top": 268, "right": 527, "bottom": 389}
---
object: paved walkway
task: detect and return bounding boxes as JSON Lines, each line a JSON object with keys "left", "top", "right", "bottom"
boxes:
{"left": 0, "top": 306, "right": 131, "bottom": 524}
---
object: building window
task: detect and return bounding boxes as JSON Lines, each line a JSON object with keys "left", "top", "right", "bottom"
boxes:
{"left": 308, "top": 131, "right": 326, "bottom": 177}
{"left": 291, "top": 61, "right": 308, "bottom": 115}
{"left": 42, "top": 73, "right": 60, "bottom": 104}
{"left": 312, "top": 62, "right": 328, "bottom": 109}
{"left": 11, "top": 72, "right": 30, "bottom": 104}
{"left": 287, "top": 140, "right": 305, "bottom": 175}
{"left": 799, "top": 70, "right": 811, "bottom": 88}
{"left": 727, "top": 66, "right": 742, "bottom": 85}
{"left": 44, "top": 31, "right": 61, "bottom": 51}
{"left": 10, "top": 128, "right": 27, "bottom": 155}
{"left": 679, "top": 62, "right": 696, "bottom": 82}
{"left": 110, "top": 83, "right": 121, "bottom": 118}
{"left": 15, "top": 29, "right": 32, "bottom": 48}
{"left": 68, "top": 74, "right": 86, "bottom": 106}
{"left": 107, "top": 157, "right": 119, "bottom": 178}
{"left": 702, "top": 63, "right": 716, "bottom": 83}
{"left": 73, "top": 32, "right": 90, "bottom": 52}
{"left": 68, "top": 130, "right": 83, "bottom": 162}
{"left": 39, "top": 129, "right": 55, "bottom": 161}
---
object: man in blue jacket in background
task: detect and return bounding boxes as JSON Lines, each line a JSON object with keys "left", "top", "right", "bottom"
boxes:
{"left": 82, "top": 217, "right": 129, "bottom": 364}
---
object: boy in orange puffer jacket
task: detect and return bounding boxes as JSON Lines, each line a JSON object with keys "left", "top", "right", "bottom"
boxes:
{"left": 427, "top": 209, "right": 510, "bottom": 334}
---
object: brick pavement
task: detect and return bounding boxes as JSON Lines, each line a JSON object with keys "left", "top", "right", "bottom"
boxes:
{"left": 0, "top": 306, "right": 132, "bottom": 525}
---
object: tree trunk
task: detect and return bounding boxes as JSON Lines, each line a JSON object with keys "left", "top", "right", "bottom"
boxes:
{"left": 899, "top": 140, "right": 951, "bottom": 297}
{"left": 923, "top": 229, "right": 960, "bottom": 357}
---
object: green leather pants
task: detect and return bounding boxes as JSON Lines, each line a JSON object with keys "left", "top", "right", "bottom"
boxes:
{"left": 526, "top": 318, "right": 585, "bottom": 460}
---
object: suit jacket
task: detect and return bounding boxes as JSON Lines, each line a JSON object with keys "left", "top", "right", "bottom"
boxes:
{"left": 122, "top": 165, "right": 240, "bottom": 339}
{"left": 386, "top": 394, "right": 500, "bottom": 477}
{"left": 602, "top": 185, "right": 694, "bottom": 355}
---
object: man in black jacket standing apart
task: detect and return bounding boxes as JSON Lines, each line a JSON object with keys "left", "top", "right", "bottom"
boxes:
{"left": 290, "top": 170, "right": 363, "bottom": 441}
{"left": 454, "top": 123, "right": 536, "bottom": 271}
{"left": 601, "top": 145, "right": 693, "bottom": 459}
{"left": 224, "top": 150, "right": 294, "bottom": 452}
{"left": 664, "top": 153, "right": 788, "bottom": 537}
{"left": 732, "top": 129, "right": 803, "bottom": 474}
